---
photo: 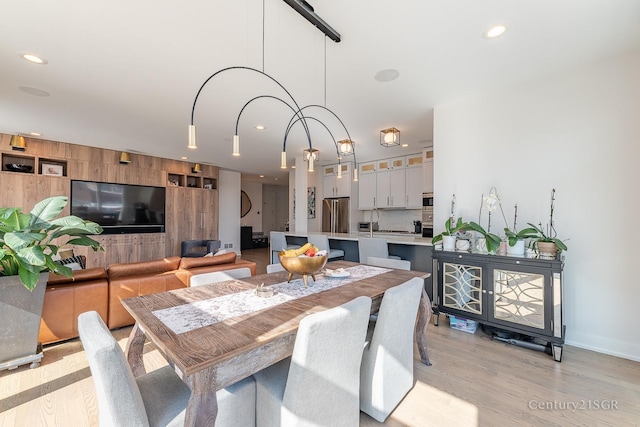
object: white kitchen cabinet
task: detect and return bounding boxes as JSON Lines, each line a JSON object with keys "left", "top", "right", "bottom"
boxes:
{"left": 376, "top": 157, "right": 406, "bottom": 208}
{"left": 358, "top": 161, "right": 377, "bottom": 209}
{"left": 322, "top": 163, "right": 351, "bottom": 198}
{"left": 423, "top": 149, "right": 434, "bottom": 193}
{"left": 358, "top": 172, "right": 377, "bottom": 209}
{"left": 405, "top": 166, "right": 423, "bottom": 208}
{"left": 405, "top": 154, "right": 424, "bottom": 208}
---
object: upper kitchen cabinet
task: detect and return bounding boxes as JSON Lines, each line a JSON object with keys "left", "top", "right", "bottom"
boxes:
{"left": 376, "top": 157, "right": 406, "bottom": 208}
{"left": 322, "top": 163, "right": 351, "bottom": 198}
{"left": 423, "top": 149, "right": 434, "bottom": 193}
{"left": 405, "top": 153, "right": 424, "bottom": 208}
{"left": 358, "top": 161, "right": 376, "bottom": 209}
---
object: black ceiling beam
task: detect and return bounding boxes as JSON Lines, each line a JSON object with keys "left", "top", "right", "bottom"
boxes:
{"left": 282, "top": 0, "right": 341, "bottom": 42}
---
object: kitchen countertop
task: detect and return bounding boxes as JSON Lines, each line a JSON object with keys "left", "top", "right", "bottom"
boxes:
{"left": 284, "top": 231, "right": 434, "bottom": 246}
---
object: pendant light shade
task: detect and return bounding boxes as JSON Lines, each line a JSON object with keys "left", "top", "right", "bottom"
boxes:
{"left": 303, "top": 148, "right": 319, "bottom": 162}
{"left": 353, "top": 165, "right": 358, "bottom": 182}
{"left": 380, "top": 127, "right": 400, "bottom": 147}
{"left": 281, "top": 151, "right": 287, "bottom": 169}
{"left": 338, "top": 139, "right": 354, "bottom": 155}
{"left": 188, "top": 125, "right": 197, "bottom": 149}
{"left": 308, "top": 154, "right": 314, "bottom": 172}
{"left": 192, "top": 163, "right": 202, "bottom": 173}
{"left": 9, "top": 135, "right": 26, "bottom": 151}
{"left": 232, "top": 135, "right": 240, "bottom": 156}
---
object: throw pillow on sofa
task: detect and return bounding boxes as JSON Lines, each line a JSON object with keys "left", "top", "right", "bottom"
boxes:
{"left": 57, "top": 255, "right": 86, "bottom": 270}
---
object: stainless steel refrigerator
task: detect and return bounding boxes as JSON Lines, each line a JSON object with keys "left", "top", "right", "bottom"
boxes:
{"left": 322, "top": 198, "right": 350, "bottom": 233}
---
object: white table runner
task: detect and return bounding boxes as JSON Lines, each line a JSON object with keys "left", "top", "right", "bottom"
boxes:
{"left": 153, "top": 265, "right": 390, "bottom": 334}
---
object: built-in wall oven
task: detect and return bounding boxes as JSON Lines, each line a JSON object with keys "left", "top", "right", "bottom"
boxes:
{"left": 422, "top": 192, "right": 434, "bottom": 238}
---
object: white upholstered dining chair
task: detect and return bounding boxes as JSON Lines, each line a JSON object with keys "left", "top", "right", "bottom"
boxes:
{"left": 359, "top": 277, "right": 424, "bottom": 422}
{"left": 270, "top": 231, "right": 301, "bottom": 264}
{"left": 266, "top": 263, "right": 285, "bottom": 273}
{"left": 190, "top": 267, "right": 252, "bottom": 286}
{"left": 366, "top": 256, "right": 411, "bottom": 271}
{"left": 78, "top": 310, "right": 256, "bottom": 427}
{"left": 254, "top": 296, "right": 372, "bottom": 427}
{"left": 307, "top": 234, "right": 344, "bottom": 260}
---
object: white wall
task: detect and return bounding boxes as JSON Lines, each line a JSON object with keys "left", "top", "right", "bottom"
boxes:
{"left": 240, "top": 180, "right": 263, "bottom": 232}
{"left": 434, "top": 49, "right": 640, "bottom": 361}
{"left": 218, "top": 170, "right": 241, "bottom": 254}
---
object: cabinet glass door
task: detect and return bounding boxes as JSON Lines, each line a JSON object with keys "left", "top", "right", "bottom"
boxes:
{"left": 442, "top": 262, "right": 483, "bottom": 315}
{"left": 492, "top": 269, "right": 545, "bottom": 330}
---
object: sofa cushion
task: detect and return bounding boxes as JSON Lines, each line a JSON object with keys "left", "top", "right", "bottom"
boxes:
{"left": 108, "top": 257, "right": 181, "bottom": 279}
{"left": 48, "top": 267, "right": 108, "bottom": 286}
{"left": 178, "top": 252, "right": 237, "bottom": 270}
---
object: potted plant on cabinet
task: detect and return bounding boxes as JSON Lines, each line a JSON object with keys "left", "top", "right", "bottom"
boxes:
{"left": 0, "top": 196, "right": 103, "bottom": 370}
{"left": 527, "top": 222, "right": 568, "bottom": 259}
{"left": 503, "top": 203, "right": 538, "bottom": 256}
{"left": 432, "top": 217, "right": 468, "bottom": 251}
{"left": 527, "top": 189, "right": 568, "bottom": 259}
{"left": 467, "top": 222, "right": 502, "bottom": 254}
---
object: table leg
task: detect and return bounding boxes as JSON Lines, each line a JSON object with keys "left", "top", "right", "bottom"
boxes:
{"left": 416, "top": 288, "right": 433, "bottom": 366}
{"left": 184, "top": 370, "right": 219, "bottom": 427}
{"left": 125, "top": 323, "right": 147, "bottom": 377}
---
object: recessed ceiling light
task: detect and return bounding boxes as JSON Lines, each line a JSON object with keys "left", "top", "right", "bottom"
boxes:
{"left": 259, "top": 174, "right": 265, "bottom": 178}
{"left": 28, "top": 132, "right": 41, "bottom": 136}
{"left": 401, "top": 143, "right": 409, "bottom": 148}
{"left": 19, "top": 86, "right": 50, "bottom": 97}
{"left": 483, "top": 25, "right": 507, "bottom": 39}
{"left": 256, "top": 125, "right": 266, "bottom": 130}
{"left": 180, "top": 156, "right": 188, "bottom": 160}
{"left": 374, "top": 69, "right": 400, "bottom": 83}
{"left": 20, "top": 53, "right": 48, "bottom": 64}
{"left": 291, "top": 165, "right": 296, "bottom": 169}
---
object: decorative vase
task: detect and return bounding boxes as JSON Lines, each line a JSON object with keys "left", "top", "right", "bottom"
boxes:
{"left": 0, "top": 273, "right": 48, "bottom": 370}
{"left": 456, "top": 239, "right": 470, "bottom": 252}
{"left": 476, "top": 237, "right": 487, "bottom": 253}
{"left": 507, "top": 239, "right": 525, "bottom": 256}
{"left": 497, "top": 241, "right": 508, "bottom": 256}
{"left": 442, "top": 235, "right": 457, "bottom": 251}
{"left": 537, "top": 241, "right": 558, "bottom": 259}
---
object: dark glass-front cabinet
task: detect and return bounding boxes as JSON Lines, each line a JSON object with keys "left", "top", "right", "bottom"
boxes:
{"left": 433, "top": 250, "right": 565, "bottom": 361}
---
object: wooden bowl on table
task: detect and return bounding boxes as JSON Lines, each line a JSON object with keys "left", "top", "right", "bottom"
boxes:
{"left": 278, "top": 251, "right": 328, "bottom": 288}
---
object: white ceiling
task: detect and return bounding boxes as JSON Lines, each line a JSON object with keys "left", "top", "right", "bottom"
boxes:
{"left": 2, "top": 0, "right": 640, "bottom": 183}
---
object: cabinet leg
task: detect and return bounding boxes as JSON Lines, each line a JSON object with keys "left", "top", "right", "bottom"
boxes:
{"left": 552, "top": 344, "right": 563, "bottom": 362}
{"left": 433, "top": 312, "right": 439, "bottom": 326}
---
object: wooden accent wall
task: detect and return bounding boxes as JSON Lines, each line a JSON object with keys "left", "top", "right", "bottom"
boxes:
{"left": 0, "top": 133, "right": 219, "bottom": 267}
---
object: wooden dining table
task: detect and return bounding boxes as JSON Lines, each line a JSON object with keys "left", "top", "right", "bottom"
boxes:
{"left": 121, "top": 260, "right": 432, "bottom": 426}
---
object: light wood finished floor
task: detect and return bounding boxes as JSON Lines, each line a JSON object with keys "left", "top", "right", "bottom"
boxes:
{"left": 1, "top": 248, "right": 638, "bottom": 426}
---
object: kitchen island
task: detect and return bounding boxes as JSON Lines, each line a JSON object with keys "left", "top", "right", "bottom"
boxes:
{"left": 284, "top": 231, "right": 434, "bottom": 300}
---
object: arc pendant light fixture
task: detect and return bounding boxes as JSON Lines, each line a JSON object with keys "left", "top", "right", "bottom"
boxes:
{"left": 188, "top": 66, "right": 314, "bottom": 171}
{"left": 187, "top": 2, "right": 345, "bottom": 175}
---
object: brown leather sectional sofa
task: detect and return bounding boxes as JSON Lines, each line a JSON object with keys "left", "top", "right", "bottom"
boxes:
{"left": 39, "top": 252, "right": 256, "bottom": 344}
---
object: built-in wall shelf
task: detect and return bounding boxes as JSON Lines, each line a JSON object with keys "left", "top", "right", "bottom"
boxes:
{"left": 38, "top": 158, "right": 67, "bottom": 177}
{"left": 168, "top": 173, "right": 217, "bottom": 190}
{"left": 186, "top": 175, "right": 201, "bottom": 188}
{"left": 2, "top": 153, "right": 67, "bottom": 176}
{"left": 203, "top": 177, "right": 217, "bottom": 190}
{"left": 167, "top": 173, "right": 185, "bottom": 187}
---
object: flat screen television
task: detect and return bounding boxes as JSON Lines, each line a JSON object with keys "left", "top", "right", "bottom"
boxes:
{"left": 71, "top": 180, "right": 166, "bottom": 234}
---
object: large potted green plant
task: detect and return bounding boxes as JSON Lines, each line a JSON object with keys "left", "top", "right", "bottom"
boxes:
{"left": 0, "top": 196, "right": 102, "bottom": 370}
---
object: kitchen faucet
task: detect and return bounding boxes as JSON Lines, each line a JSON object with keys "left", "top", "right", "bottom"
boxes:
{"left": 369, "top": 208, "right": 380, "bottom": 237}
